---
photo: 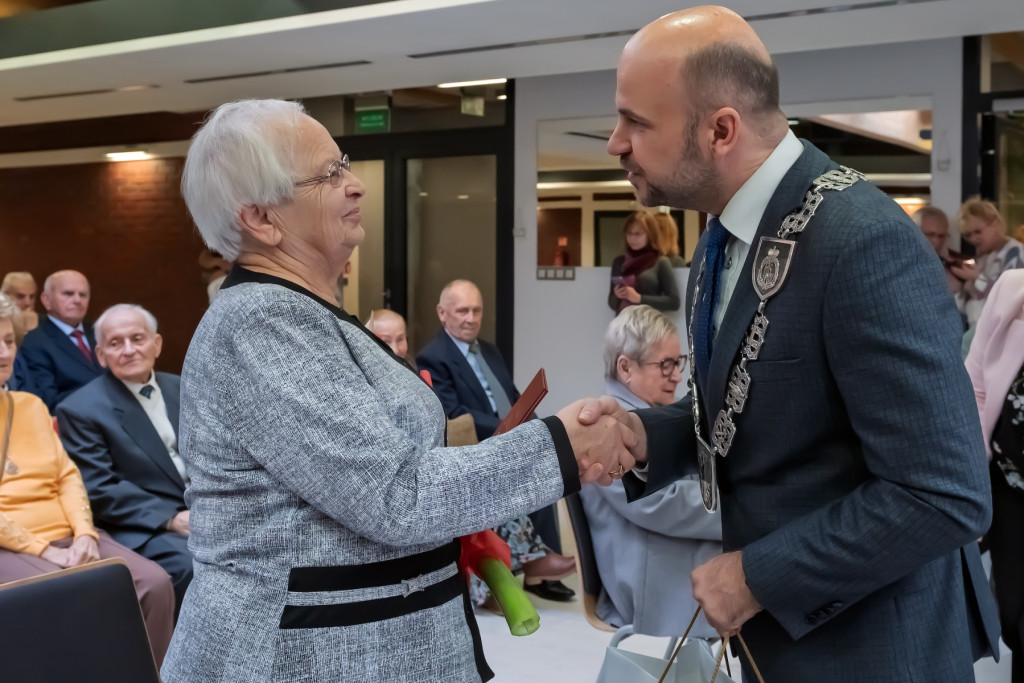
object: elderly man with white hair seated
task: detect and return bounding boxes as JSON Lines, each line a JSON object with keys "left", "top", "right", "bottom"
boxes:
{"left": 56, "top": 303, "right": 193, "bottom": 615}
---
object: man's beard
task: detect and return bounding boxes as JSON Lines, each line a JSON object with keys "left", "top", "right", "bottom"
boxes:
{"left": 640, "top": 144, "right": 721, "bottom": 212}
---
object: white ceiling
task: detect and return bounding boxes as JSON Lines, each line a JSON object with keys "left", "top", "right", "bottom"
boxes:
{"left": 0, "top": 0, "right": 1022, "bottom": 127}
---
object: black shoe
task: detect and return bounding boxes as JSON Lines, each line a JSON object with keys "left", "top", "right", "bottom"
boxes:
{"left": 523, "top": 579, "right": 576, "bottom": 602}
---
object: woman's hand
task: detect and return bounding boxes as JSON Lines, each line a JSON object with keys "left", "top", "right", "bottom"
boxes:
{"left": 66, "top": 535, "right": 101, "bottom": 567}
{"left": 949, "top": 261, "right": 979, "bottom": 283}
{"left": 40, "top": 545, "right": 73, "bottom": 568}
{"left": 614, "top": 285, "right": 642, "bottom": 304}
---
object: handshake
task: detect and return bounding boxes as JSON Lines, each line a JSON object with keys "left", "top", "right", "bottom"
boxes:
{"left": 556, "top": 396, "right": 648, "bottom": 486}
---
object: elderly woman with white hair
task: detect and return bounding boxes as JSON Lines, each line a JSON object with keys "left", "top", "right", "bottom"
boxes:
{"left": 579, "top": 305, "right": 722, "bottom": 637}
{"left": 161, "top": 99, "right": 634, "bottom": 683}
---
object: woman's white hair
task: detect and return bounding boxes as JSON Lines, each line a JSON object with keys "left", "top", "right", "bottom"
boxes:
{"left": 182, "top": 99, "right": 308, "bottom": 260}
{"left": 0, "top": 293, "right": 16, "bottom": 325}
{"left": 603, "top": 305, "right": 678, "bottom": 381}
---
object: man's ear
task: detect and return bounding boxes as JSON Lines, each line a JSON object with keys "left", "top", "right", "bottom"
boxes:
{"left": 708, "top": 107, "right": 741, "bottom": 158}
{"left": 238, "top": 205, "right": 282, "bottom": 248}
{"left": 616, "top": 354, "right": 633, "bottom": 382}
{"left": 436, "top": 304, "right": 445, "bottom": 322}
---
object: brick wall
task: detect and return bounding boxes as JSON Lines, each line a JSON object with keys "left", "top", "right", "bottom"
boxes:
{"left": 0, "top": 158, "right": 208, "bottom": 374}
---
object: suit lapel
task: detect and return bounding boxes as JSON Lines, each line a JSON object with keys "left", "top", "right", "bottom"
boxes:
{"left": 104, "top": 373, "right": 185, "bottom": 490}
{"left": 705, "top": 142, "right": 834, "bottom": 423}
{"left": 43, "top": 317, "right": 97, "bottom": 371}
{"left": 440, "top": 333, "right": 493, "bottom": 412}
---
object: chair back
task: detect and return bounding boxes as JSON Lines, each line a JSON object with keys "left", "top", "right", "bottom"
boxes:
{"left": 0, "top": 558, "right": 161, "bottom": 683}
{"left": 564, "top": 491, "right": 616, "bottom": 632}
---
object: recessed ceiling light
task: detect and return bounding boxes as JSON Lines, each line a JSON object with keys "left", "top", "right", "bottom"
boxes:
{"left": 106, "top": 151, "right": 152, "bottom": 162}
{"left": 457, "top": 194, "right": 470, "bottom": 199}
{"left": 118, "top": 84, "right": 159, "bottom": 92}
{"left": 419, "top": 191, "right": 429, "bottom": 197}
{"left": 438, "top": 78, "right": 507, "bottom": 89}
{"left": 496, "top": 94, "right": 508, "bottom": 101}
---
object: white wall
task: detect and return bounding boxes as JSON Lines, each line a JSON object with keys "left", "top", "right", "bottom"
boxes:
{"left": 514, "top": 38, "right": 965, "bottom": 412}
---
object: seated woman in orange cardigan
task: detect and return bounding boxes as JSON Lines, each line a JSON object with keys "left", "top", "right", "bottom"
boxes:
{"left": 0, "top": 294, "right": 175, "bottom": 667}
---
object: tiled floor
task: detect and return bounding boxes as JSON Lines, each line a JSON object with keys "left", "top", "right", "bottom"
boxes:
{"left": 476, "top": 507, "right": 1013, "bottom": 682}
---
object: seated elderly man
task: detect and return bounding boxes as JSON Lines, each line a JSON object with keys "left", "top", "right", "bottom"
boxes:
{"left": 0, "top": 294, "right": 174, "bottom": 666}
{"left": 18, "top": 270, "right": 101, "bottom": 411}
{"left": 580, "top": 305, "right": 723, "bottom": 636}
{"left": 56, "top": 304, "right": 193, "bottom": 613}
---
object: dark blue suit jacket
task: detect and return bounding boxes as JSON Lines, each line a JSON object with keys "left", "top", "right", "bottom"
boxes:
{"left": 9, "top": 353, "right": 36, "bottom": 394}
{"left": 416, "top": 331, "right": 519, "bottom": 442}
{"left": 624, "top": 141, "right": 999, "bottom": 681}
{"left": 19, "top": 316, "right": 101, "bottom": 411}
{"left": 56, "top": 370, "right": 186, "bottom": 550}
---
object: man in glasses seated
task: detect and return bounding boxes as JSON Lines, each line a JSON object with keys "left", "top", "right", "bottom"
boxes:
{"left": 580, "top": 305, "right": 721, "bottom": 637}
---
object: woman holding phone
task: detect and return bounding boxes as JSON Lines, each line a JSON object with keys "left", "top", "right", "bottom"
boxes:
{"left": 608, "top": 212, "right": 680, "bottom": 313}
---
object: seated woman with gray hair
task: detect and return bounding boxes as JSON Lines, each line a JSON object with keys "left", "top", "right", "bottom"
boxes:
{"left": 580, "top": 305, "right": 722, "bottom": 637}
{"left": 161, "top": 99, "right": 634, "bottom": 683}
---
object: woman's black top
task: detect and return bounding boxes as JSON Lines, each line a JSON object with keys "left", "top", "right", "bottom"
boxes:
{"left": 991, "top": 361, "right": 1024, "bottom": 493}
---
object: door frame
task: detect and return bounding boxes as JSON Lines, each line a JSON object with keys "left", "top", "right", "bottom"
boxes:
{"left": 338, "top": 81, "right": 516, "bottom": 365}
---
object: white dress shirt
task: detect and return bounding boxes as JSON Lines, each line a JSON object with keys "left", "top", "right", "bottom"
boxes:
{"left": 48, "top": 315, "right": 91, "bottom": 350}
{"left": 711, "top": 130, "right": 805, "bottom": 335}
{"left": 122, "top": 372, "right": 190, "bottom": 486}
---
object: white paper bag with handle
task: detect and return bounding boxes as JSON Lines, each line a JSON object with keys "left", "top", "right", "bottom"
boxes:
{"left": 596, "top": 638, "right": 736, "bottom": 683}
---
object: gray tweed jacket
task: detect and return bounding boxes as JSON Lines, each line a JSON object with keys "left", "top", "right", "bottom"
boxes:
{"left": 161, "top": 269, "right": 577, "bottom": 683}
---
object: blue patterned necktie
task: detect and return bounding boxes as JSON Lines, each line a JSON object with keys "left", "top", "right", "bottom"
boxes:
{"left": 692, "top": 217, "right": 730, "bottom": 387}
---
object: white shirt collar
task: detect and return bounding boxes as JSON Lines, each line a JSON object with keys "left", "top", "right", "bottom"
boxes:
{"left": 48, "top": 315, "right": 86, "bottom": 337}
{"left": 121, "top": 371, "right": 157, "bottom": 397}
{"left": 717, "top": 130, "right": 804, "bottom": 245}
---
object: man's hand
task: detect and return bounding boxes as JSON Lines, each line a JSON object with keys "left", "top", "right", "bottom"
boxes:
{"left": 613, "top": 285, "right": 642, "bottom": 304}
{"left": 169, "top": 510, "right": 190, "bottom": 536}
{"left": 556, "top": 398, "right": 636, "bottom": 485}
{"left": 66, "top": 535, "right": 101, "bottom": 567}
{"left": 691, "top": 551, "right": 762, "bottom": 636}
{"left": 576, "top": 396, "right": 648, "bottom": 465}
{"left": 40, "top": 545, "right": 73, "bottom": 568}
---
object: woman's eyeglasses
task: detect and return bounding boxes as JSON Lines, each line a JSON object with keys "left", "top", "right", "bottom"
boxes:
{"left": 295, "top": 155, "right": 351, "bottom": 188}
{"left": 639, "top": 355, "right": 687, "bottom": 377}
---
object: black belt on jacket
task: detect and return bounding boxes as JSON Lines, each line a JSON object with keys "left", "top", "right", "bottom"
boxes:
{"left": 279, "top": 539, "right": 463, "bottom": 629}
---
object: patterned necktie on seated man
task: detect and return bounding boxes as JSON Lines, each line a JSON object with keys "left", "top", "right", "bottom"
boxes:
{"left": 470, "top": 342, "right": 512, "bottom": 419}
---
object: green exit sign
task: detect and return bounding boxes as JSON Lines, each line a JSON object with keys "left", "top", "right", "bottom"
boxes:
{"left": 355, "top": 108, "right": 390, "bottom": 133}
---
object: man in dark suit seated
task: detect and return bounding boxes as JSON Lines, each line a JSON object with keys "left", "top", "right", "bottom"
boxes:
{"left": 56, "top": 303, "right": 193, "bottom": 614}
{"left": 417, "top": 279, "right": 576, "bottom": 601}
{"left": 18, "top": 270, "right": 101, "bottom": 411}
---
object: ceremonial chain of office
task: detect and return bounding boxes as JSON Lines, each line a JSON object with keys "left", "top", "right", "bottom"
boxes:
{"left": 688, "top": 165, "right": 865, "bottom": 511}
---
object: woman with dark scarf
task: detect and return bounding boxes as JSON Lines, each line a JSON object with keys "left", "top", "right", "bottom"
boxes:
{"left": 608, "top": 212, "right": 680, "bottom": 313}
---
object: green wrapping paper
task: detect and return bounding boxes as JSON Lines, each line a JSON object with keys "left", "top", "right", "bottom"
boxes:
{"left": 478, "top": 557, "right": 541, "bottom": 636}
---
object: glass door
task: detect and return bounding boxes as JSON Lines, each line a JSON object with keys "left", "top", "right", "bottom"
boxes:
{"left": 405, "top": 154, "right": 497, "bottom": 353}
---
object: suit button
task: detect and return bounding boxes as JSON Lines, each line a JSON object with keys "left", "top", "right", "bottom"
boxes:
{"left": 824, "top": 606, "right": 835, "bottom": 615}
{"left": 830, "top": 601, "right": 842, "bottom": 609}
{"left": 805, "top": 614, "right": 818, "bottom": 625}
